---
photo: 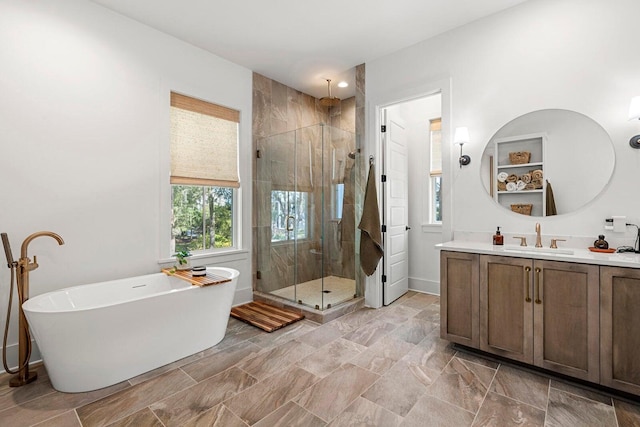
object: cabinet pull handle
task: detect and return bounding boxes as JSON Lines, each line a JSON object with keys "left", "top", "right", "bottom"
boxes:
{"left": 524, "top": 266, "right": 532, "bottom": 302}
{"left": 534, "top": 267, "right": 542, "bottom": 304}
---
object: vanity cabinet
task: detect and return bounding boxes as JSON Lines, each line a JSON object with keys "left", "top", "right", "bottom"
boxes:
{"left": 600, "top": 266, "right": 640, "bottom": 395}
{"left": 440, "top": 251, "right": 479, "bottom": 348}
{"left": 479, "top": 255, "right": 599, "bottom": 382}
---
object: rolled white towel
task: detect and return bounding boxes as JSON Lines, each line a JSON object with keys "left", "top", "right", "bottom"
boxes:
{"left": 516, "top": 180, "right": 526, "bottom": 191}
{"left": 506, "top": 182, "right": 517, "bottom": 192}
{"left": 497, "top": 172, "right": 509, "bottom": 183}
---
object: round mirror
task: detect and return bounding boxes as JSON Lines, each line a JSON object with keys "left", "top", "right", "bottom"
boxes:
{"left": 480, "top": 109, "right": 615, "bottom": 217}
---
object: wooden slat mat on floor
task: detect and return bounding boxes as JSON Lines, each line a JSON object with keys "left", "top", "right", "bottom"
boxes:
{"left": 230, "top": 301, "right": 305, "bottom": 332}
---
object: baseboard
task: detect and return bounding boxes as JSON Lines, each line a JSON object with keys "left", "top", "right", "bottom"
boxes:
{"left": 0, "top": 340, "right": 42, "bottom": 375}
{"left": 408, "top": 277, "right": 440, "bottom": 296}
{"left": 233, "top": 286, "right": 254, "bottom": 307}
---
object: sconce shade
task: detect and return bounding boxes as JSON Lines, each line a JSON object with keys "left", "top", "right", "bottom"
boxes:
{"left": 454, "top": 127, "right": 470, "bottom": 144}
{"left": 629, "top": 96, "right": 640, "bottom": 120}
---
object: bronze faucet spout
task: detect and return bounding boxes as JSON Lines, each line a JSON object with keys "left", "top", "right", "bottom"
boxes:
{"left": 20, "top": 231, "right": 64, "bottom": 259}
{"left": 535, "top": 223, "right": 542, "bottom": 248}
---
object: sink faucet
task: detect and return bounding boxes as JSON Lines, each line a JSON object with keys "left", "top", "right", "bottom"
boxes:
{"left": 535, "top": 223, "right": 542, "bottom": 248}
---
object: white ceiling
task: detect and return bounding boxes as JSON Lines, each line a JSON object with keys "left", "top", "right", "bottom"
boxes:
{"left": 90, "top": 0, "right": 529, "bottom": 99}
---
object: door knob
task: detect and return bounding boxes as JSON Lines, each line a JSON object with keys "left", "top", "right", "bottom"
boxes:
{"left": 406, "top": 226, "right": 411, "bottom": 230}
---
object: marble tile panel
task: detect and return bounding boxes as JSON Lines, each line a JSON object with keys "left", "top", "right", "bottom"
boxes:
{"left": 225, "top": 366, "right": 318, "bottom": 425}
{"left": 614, "top": 398, "right": 640, "bottom": 426}
{"left": 351, "top": 334, "right": 415, "bottom": 375}
{"left": 253, "top": 401, "right": 326, "bottom": 427}
{"left": 401, "top": 394, "right": 475, "bottom": 427}
{"left": 149, "top": 367, "right": 256, "bottom": 427}
{"left": 549, "top": 379, "right": 612, "bottom": 405}
{"left": 252, "top": 89, "right": 270, "bottom": 138}
{"left": 391, "top": 317, "right": 437, "bottom": 345}
{"left": 378, "top": 304, "right": 421, "bottom": 325}
{"left": 238, "top": 339, "right": 316, "bottom": 380}
{"left": 32, "top": 410, "right": 82, "bottom": 427}
{"left": 399, "top": 292, "right": 439, "bottom": 310}
{"left": 180, "top": 341, "right": 262, "bottom": 382}
{"left": 362, "top": 359, "right": 436, "bottom": 417}
{"left": 454, "top": 350, "right": 500, "bottom": 369}
{"left": 271, "top": 80, "right": 288, "bottom": 122}
{"left": 296, "top": 338, "right": 366, "bottom": 377}
{"left": 343, "top": 318, "right": 397, "bottom": 347}
{"left": 332, "top": 307, "right": 382, "bottom": 332}
{"left": 253, "top": 72, "right": 272, "bottom": 96}
{"left": 545, "top": 387, "right": 617, "bottom": 426}
{"left": 297, "top": 322, "right": 345, "bottom": 348}
{"left": 182, "top": 404, "right": 247, "bottom": 427}
{"left": 295, "top": 363, "right": 379, "bottom": 422}
{"left": 328, "top": 396, "right": 402, "bottom": 427}
{"left": 490, "top": 364, "right": 550, "bottom": 410}
{"left": 426, "top": 357, "right": 496, "bottom": 413}
{"left": 0, "top": 364, "right": 55, "bottom": 411}
{"left": 248, "top": 320, "right": 317, "bottom": 349}
{"left": 76, "top": 370, "right": 194, "bottom": 427}
{"left": 401, "top": 329, "right": 456, "bottom": 373}
{"left": 107, "top": 407, "right": 163, "bottom": 427}
{"left": 472, "top": 392, "right": 545, "bottom": 426}
{"left": 414, "top": 302, "right": 441, "bottom": 324}
{"left": 0, "top": 380, "right": 129, "bottom": 427}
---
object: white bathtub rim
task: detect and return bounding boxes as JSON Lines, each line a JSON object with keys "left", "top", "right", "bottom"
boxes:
{"left": 23, "top": 266, "right": 239, "bottom": 314}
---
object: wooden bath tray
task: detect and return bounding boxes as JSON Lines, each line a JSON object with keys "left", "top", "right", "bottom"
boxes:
{"left": 230, "top": 301, "right": 305, "bottom": 332}
{"left": 161, "top": 268, "right": 231, "bottom": 287}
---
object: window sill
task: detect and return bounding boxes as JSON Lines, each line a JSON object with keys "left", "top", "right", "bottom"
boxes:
{"left": 158, "top": 248, "right": 249, "bottom": 267}
{"left": 421, "top": 223, "right": 443, "bottom": 233}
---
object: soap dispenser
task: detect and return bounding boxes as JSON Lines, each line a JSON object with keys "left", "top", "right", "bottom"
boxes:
{"left": 493, "top": 227, "right": 504, "bottom": 245}
{"left": 594, "top": 234, "right": 609, "bottom": 250}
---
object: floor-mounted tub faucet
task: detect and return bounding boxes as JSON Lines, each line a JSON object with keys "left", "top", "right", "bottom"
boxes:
{"left": 1, "top": 231, "right": 64, "bottom": 387}
{"left": 535, "top": 223, "right": 542, "bottom": 248}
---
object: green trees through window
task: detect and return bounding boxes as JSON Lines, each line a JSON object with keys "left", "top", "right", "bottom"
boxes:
{"left": 172, "top": 185, "right": 233, "bottom": 253}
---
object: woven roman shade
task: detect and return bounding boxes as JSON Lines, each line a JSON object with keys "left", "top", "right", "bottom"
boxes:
{"left": 170, "top": 92, "right": 240, "bottom": 188}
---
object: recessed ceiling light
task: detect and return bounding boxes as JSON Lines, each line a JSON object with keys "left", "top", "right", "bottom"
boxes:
{"left": 337, "top": 81, "right": 349, "bottom": 88}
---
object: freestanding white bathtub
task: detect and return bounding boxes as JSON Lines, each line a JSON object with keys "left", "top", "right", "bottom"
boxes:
{"left": 22, "top": 267, "right": 239, "bottom": 393}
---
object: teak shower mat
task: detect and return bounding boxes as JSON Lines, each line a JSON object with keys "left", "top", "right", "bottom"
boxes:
{"left": 230, "top": 301, "right": 305, "bottom": 332}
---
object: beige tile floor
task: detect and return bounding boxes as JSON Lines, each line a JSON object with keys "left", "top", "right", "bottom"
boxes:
{"left": 2, "top": 291, "right": 640, "bottom": 426}
{"left": 269, "top": 275, "right": 356, "bottom": 309}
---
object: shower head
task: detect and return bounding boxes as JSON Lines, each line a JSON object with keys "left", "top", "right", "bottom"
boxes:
{"left": 319, "top": 79, "right": 340, "bottom": 107}
{"left": 1, "top": 233, "right": 14, "bottom": 268}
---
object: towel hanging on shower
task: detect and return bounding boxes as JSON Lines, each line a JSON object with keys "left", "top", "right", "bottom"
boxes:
{"left": 358, "top": 163, "right": 383, "bottom": 276}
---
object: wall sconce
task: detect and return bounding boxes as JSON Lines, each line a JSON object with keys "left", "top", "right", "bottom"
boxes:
{"left": 454, "top": 127, "right": 471, "bottom": 167}
{"left": 629, "top": 96, "right": 640, "bottom": 149}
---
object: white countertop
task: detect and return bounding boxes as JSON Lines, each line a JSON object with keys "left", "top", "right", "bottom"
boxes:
{"left": 436, "top": 240, "right": 640, "bottom": 269}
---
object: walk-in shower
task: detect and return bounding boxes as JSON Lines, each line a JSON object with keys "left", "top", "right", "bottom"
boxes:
{"left": 255, "top": 124, "right": 360, "bottom": 310}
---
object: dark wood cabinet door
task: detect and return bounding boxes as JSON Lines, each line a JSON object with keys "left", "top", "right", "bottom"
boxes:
{"left": 601, "top": 266, "right": 640, "bottom": 394}
{"left": 480, "top": 255, "right": 534, "bottom": 364}
{"left": 440, "top": 251, "right": 479, "bottom": 348}
{"left": 533, "top": 260, "right": 599, "bottom": 382}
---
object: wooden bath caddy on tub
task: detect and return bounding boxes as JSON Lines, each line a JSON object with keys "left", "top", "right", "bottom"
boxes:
{"left": 161, "top": 268, "right": 231, "bottom": 287}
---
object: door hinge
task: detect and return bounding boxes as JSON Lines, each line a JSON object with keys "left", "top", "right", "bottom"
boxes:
{"left": 381, "top": 174, "right": 387, "bottom": 182}
{"left": 381, "top": 225, "right": 387, "bottom": 233}
{"left": 256, "top": 149, "right": 262, "bottom": 158}
{"left": 256, "top": 270, "right": 262, "bottom": 279}
{"left": 381, "top": 125, "right": 386, "bottom": 133}
{"left": 382, "top": 275, "right": 387, "bottom": 283}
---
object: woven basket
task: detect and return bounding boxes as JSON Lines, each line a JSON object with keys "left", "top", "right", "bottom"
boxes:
{"left": 511, "top": 203, "right": 533, "bottom": 215}
{"left": 509, "top": 151, "right": 531, "bottom": 164}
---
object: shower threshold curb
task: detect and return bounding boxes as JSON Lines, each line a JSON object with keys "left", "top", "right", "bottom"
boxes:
{"left": 252, "top": 291, "right": 364, "bottom": 324}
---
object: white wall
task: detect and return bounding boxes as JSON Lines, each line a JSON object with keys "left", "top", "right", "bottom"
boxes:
{"left": 0, "top": 0, "right": 253, "bottom": 366}
{"left": 366, "top": 0, "right": 640, "bottom": 295}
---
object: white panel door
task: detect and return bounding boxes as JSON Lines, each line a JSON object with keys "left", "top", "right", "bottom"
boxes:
{"left": 383, "top": 115, "right": 409, "bottom": 305}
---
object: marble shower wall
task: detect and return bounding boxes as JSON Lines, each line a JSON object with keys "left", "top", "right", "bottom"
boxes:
{"left": 252, "top": 71, "right": 362, "bottom": 297}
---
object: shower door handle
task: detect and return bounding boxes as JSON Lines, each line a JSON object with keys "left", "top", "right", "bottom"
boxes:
{"left": 286, "top": 215, "right": 295, "bottom": 231}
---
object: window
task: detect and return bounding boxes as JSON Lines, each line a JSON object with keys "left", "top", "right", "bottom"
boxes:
{"left": 429, "top": 118, "right": 442, "bottom": 223}
{"left": 170, "top": 92, "right": 239, "bottom": 254}
{"left": 271, "top": 190, "right": 309, "bottom": 242}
